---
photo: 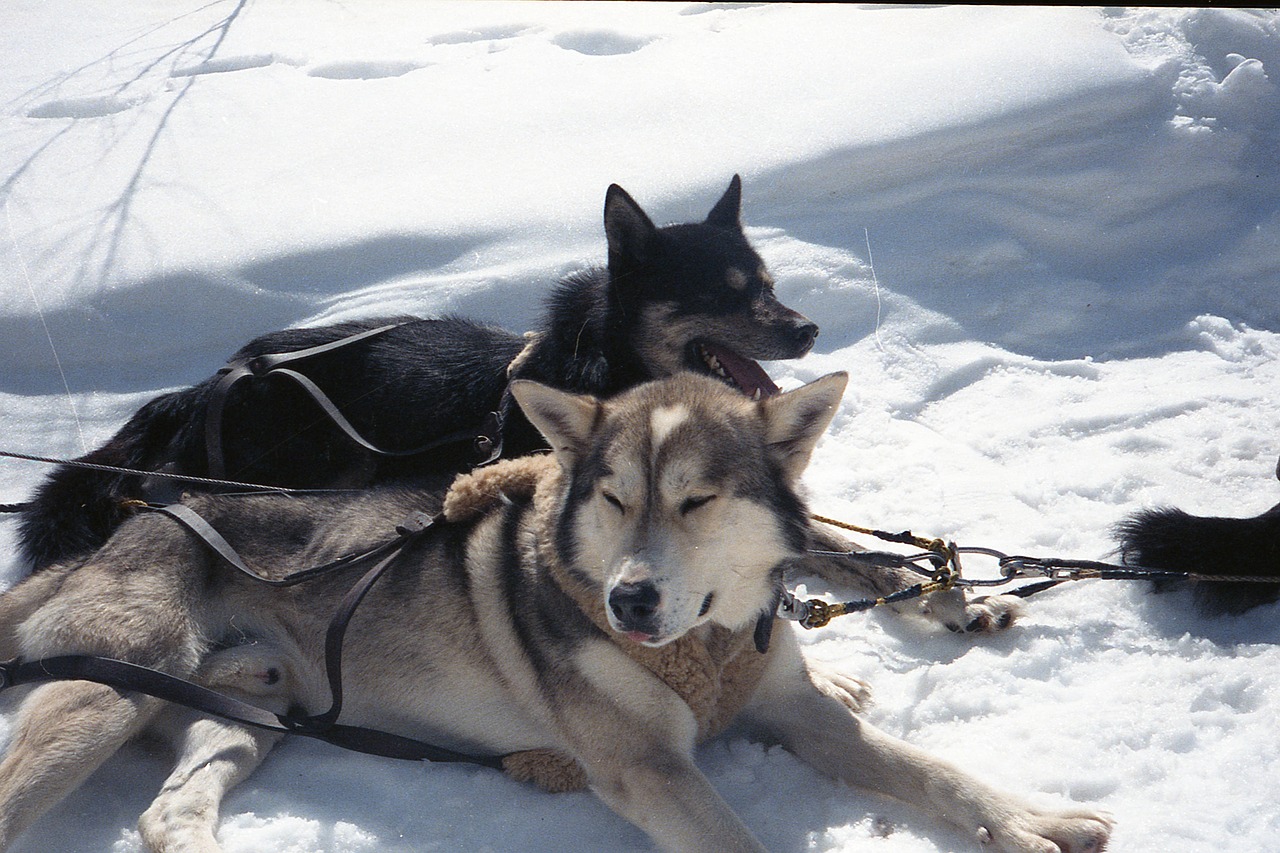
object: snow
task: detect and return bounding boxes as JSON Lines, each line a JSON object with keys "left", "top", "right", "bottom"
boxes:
{"left": 2, "top": 3, "right": 1279, "bottom": 851}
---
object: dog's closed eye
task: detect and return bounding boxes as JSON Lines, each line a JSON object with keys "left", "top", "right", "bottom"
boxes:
{"left": 602, "top": 491, "right": 626, "bottom": 513}
{"left": 679, "top": 494, "right": 716, "bottom": 515}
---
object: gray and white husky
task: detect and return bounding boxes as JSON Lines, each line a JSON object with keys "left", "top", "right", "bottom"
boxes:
{"left": 0, "top": 373, "right": 1110, "bottom": 852}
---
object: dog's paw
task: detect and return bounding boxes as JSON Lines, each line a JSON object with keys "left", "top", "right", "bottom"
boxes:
{"left": 810, "top": 666, "right": 872, "bottom": 713}
{"left": 920, "top": 588, "right": 1023, "bottom": 634}
{"left": 197, "top": 643, "right": 288, "bottom": 696}
{"left": 978, "top": 807, "right": 1113, "bottom": 853}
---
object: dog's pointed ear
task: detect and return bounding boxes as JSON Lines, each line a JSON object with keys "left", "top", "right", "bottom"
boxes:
{"left": 509, "top": 380, "right": 600, "bottom": 464}
{"left": 704, "top": 174, "right": 742, "bottom": 230}
{"left": 604, "top": 183, "right": 659, "bottom": 269}
{"left": 760, "top": 372, "right": 848, "bottom": 481}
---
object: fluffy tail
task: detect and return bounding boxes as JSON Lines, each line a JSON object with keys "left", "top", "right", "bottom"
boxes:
{"left": 16, "top": 385, "right": 207, "bottom": 569}
{"left": 1116, "top": 504, "right": 1280, "bottom": 615}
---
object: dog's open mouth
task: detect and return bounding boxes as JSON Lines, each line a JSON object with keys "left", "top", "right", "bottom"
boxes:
{"left": 695, "top": 341, "right": 780, "bottom": 400}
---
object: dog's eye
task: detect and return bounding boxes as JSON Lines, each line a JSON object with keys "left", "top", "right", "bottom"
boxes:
{"left": 602, "top": 491, "right": 625, "bottom": 513}
{"left": 679, "top": 494, "right": 716, "bottom": 515}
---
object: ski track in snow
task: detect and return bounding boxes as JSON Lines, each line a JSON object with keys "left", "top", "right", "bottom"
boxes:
{"left": 1, "top": 4, "right": 1279, "bottom": 852}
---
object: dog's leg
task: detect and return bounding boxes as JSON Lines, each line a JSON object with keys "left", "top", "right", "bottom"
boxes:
{"left": 556, "top": 642, "right": 767, "bottom": 853}
{"left": 0, "top": 684, "right": 162, "bottom": 849}
{"left": 139, "top": 716, "right": 282, "bottom": 853}
{"left": 791, "top": 524, "right": 1023, "bottom": 634}
{"left": 744, "top": 630, "right": 1112, "bottom": 853}
{"left": 0, "top": 568, "right": 68, "bottom": 660}
{"left": 138, "top": 644, "right": 289, "bottom": 853}
{"left": 586, "top": 751, "right": 765, "bottom": 853}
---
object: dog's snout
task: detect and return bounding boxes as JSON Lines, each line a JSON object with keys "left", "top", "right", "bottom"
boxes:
{"left": 609, "top": 581, "right": 660, "bottom": 632}
{"left": 793, "top": 319, "right": 819, "bottom": 354}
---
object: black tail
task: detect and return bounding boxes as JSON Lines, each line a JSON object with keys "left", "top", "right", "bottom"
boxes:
{"left": 1115, "top": 504, "right": 1280, "bottom": 615}
{"left": 16, "top": 385, "right": 208, "bottom": 569}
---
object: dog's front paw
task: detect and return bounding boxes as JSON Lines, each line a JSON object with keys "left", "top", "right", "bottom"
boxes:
{"left": 810, "top": 666, "right": 872, "bottom": 713}
{"left": 920, "top": 588, "right": 1022, "bottom": 634}
{"left": 978, "top": 807, "right": 1113, "bottom": 853}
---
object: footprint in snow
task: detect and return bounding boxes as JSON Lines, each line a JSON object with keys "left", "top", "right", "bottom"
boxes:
{"left": 428, "top": 24, "right": 530, "bottom": 46}
{"left": 26, "top": 93, "right": 139, "bottom": 119}
{"left": 170, "top": 54, "right": 285, "bottom": 78}
{"left": 551, "top": 31, "right": 652, "bottom": 56}
{"left": 306, "top": 60, "right": 423, "bottom": 81}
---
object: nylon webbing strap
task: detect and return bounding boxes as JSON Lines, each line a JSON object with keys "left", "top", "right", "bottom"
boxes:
{"left": 0, "top": 504, "right": 503, "bottom": 769}
{"left": 206, "top": 322, "right": 404, "bottom": 478}
{"left": 308, "top": 510, "right": 441, "bottom": 729}
{"left": 0, "top": 655, "right": 289, "bottom": 731}
{"left": 0, "top": 655, "right": 501, "bottom": 767}
{"left": 147, "top": 503, "right": 407, "bottom": 588}
{"left": 264, "top": 367, "right": 479, "bottom": 459}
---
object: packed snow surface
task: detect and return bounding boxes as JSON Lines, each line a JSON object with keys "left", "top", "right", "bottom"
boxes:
{"left": 2, "top": 4, "right": 1279, "bottom": 852}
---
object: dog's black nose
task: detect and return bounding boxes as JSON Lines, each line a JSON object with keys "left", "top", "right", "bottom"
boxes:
{"left": 609, "top": 581, "right": 660, "bottom": 631}
{"left": 793, "top": 320, "right": 819, "bottom": 354}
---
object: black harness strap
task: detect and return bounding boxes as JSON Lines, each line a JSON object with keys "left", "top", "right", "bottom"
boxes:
{"left": 0, "top": 655, "right": 288, "bottom": 730}
{"left": 307, "top": 510, "right": 437, "bottom": 729}
{"left": 0, "top": 503, "right": 504, "bottom": 769}
{"left": 205, "top": 323, "right": 482, "bottom": 478}
{"left": 148, "top": 503, "right": 414, "bottom": 588}
{"left": 0, "top": 655, "right": 500, "bottom": 767}
{"left": 205, "top": 323, "right": 401, "bottom": 477}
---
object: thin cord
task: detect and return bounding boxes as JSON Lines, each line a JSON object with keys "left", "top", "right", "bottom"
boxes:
{"left": 864, "top": 227, "right": 885, "bottom": 353}
{"left": 5, "top": 199, "right": 87, "bottom": 453}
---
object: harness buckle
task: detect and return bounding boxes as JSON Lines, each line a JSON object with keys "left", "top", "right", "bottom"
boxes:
{"left": 395, "top": 511, "right": 439, "bottom": 537}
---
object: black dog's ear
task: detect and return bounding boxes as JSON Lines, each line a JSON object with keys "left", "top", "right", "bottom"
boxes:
{"left": 604, "top": 184, "right": 659, "bottom": 268}
{"left": 704, "top": 174, "right": 742, "bottom": 230}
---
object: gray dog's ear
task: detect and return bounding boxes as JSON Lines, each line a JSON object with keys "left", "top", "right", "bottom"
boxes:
{"left": 510, "top": 380, "right": 600, "bottom": 464}
{"left": 760, "top": 372, "right": 848, "bottom": 481}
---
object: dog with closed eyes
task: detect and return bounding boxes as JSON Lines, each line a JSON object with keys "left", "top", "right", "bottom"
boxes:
{"left": 0, "top": 372, "right": 1108, "bottom": 852}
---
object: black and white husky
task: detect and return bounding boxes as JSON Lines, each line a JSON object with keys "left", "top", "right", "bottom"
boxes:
{"left": 0, "top": 373, "right": 1110, "bottom": 852}
{"left": 17, "top": 176, "right": 817, "bottom": 569}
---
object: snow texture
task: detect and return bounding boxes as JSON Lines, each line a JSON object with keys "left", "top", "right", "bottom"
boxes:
{"left": 1, "top": 4, "right": 1279, "bottom": 852}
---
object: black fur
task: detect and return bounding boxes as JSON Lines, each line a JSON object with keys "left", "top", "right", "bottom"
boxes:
{"left": 1116, "top": 462, "right": 1280, "bottom": 614}
{"left": 18, "top": 176, "right": 818, "bottom": 569}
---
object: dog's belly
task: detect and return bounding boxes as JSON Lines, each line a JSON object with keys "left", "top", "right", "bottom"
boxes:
{"left": 208, "top": 593, "right": 556, "bottom": 759}
{"left": 335, "top": 647, "right": 555, "bottom": 756}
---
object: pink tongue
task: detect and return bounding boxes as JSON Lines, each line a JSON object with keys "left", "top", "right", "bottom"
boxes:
{"left": 702, "top": 343, "right": 780, "bottom": 398}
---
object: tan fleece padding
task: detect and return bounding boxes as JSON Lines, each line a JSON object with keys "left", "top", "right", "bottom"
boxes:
{"left": 442, "top": 457, "right": 773, "bottom": 793}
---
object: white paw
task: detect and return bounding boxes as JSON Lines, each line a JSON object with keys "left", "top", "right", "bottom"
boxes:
{"left": 979, "top": 808, "right": 1113, "bottom": 853}
{"left": 811, "top": 667, "right": 872, "bottom": 713}
{"left": 197, "top": 644, "right": 288, "bottom": 696}
{"left": 921, "top": 589, "right": 1023, "bottom": 634}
